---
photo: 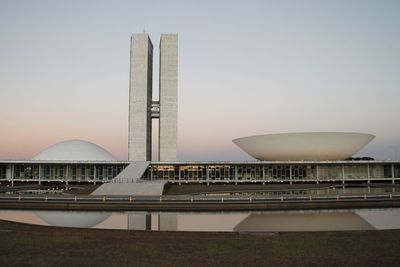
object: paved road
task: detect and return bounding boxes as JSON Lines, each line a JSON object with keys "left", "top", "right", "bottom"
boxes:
{"left": 0, "top": 193, "right": 399, "bottom": 211}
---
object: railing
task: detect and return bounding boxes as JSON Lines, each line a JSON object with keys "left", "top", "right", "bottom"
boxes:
{"left": 0, "top": 193, "right": 399, "bottom": 204}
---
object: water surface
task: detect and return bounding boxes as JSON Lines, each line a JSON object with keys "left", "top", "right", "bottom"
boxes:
{"left": 0, "top": 208, "right": 399, "bottom": 232}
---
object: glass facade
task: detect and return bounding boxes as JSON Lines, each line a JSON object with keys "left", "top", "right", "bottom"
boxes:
{"left": 42, "top": 165, "right": 66, "bottom": 180}
{"left": 0, "top": 163, "right": 126, "bottom": 182}
{"left": 343, "top": 165, "right": 367, "bottom": 179}
{"left": 318, "top": 165, "right": 342, "bottom": 180}
{"left": 210, "top": 165, "right": 235, "bottom": 181}
{"left": 369, "top": 164, "right": 385, "bottom": 178}
{"left": 395, "top": 165, "right": 400, "bottom": 178}
{"left": 0, "top": 164, "right": 7, "bottom": 179}
{"left": 14, "top": 164, "right": 39, "bottom": 180}
{"left": 1, "top": 162, "right": 399, "bottom": 183}
{"left": 95, "top": 165, "right": 124, "bottom": 181}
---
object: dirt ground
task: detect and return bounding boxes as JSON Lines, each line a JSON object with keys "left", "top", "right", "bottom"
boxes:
{"left": 1, "top": 219, "right": 399, "bottom": 267}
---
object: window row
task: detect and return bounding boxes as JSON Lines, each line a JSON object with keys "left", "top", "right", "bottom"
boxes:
{"left": 3, "top": 164, "right": 125, "bottom": 180}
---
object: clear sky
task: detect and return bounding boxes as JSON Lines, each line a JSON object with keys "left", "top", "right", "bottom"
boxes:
{"left": 1, "top": 0, "right": 399, "bottom": 161}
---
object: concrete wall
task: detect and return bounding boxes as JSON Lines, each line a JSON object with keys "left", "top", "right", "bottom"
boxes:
{"left": 129, "top": 33, "right": 153, "bottom": 161}
{"left": 159, "top": 34, "right": 178, "bottom": 161}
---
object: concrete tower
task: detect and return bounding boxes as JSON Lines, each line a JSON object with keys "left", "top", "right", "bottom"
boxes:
{"left": 128, "top": 33, "right": 177, "bottom": 162}
{"left": 159, "top": 34, "right": 178, "bottom": 161}
{"left": 128, "top": 33, "right": 153, "bottom": 161}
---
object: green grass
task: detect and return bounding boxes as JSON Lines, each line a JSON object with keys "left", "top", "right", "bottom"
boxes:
{"left": 1, "top": 219, "right": 399, "bottom": 267}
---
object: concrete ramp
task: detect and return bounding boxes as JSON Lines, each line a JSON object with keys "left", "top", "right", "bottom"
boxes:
{"left": 111, "top": 161, "right": 150, "bottom": 183}
{"left": 91, "top": 181, "right": 166, "bottom": 196}
{"left": 91, "top": 162, "right": 166, "bottom": 196}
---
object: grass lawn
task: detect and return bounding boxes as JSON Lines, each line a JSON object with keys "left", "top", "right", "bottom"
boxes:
{"left": 0, "top": 219, "right": 399, "bottom": 267}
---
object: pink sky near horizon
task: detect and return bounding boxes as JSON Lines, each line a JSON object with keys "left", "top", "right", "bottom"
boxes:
{"left": 1, "top": 1, "right": 400, "bottom": 161}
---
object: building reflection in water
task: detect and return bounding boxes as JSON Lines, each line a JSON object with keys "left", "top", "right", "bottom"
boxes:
{"left": 0, "top": 209, "right": 400, "bottom": 232}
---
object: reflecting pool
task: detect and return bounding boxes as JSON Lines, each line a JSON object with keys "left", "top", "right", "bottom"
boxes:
{"left": 0, "top": 208, "right": 399, "bottom": 232}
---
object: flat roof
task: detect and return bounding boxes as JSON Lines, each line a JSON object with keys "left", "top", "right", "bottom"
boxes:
{"left": 0, "top": 160, "right": 400, "bottom": 164}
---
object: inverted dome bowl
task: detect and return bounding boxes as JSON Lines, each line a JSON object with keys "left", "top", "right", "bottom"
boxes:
{"left": 233, "top": 132, "right": 375, "bottom": 161}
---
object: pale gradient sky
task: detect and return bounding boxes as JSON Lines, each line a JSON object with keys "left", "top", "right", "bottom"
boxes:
{"left": 1, "top": 0, "right": 400, "bottom": 161}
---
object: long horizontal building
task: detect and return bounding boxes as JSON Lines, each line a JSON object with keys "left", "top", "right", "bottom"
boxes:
{"left": 2, "top": 33, "right": 399, "bottom": 193}
{"left": 2, "top": 140, "right": 399, "bottom": 187}
{"left": 1, "top": 160, "right": 400, "bottom": 185}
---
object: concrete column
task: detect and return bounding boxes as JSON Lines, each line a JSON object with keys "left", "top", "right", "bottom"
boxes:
{"left": 392, "top": 164, "right": 395, "bottom": 184}
{"left": 11, "top": 164, "right": 14, "bottom": 187}
{"left": 93, "top": 165, "right": 97, "bottom": 183}
{"left": 65, "top": 165, "right": 69, "bottom": 187}
{"left": 66, "top": 165, "right": 70, "bottom": 182}
{"left": 178, "top": 166, "right": 181, "bottom": 185}
{"left": 316, "top": 165, "right": 319, "bottom": 181}
{"left": 234, "top": 166, "right": 238, "bottom": 185}
{"left": 342, "top": 164, "right": 345, "bottom": 184}
{"left": 6, "top": 164, "right": 12, "bottom": 180}
{"left": 206, "top": 166, "right": 210, "bottom": 186}
{"left": 66, "top": 165, "right": 70, "bottom": 189}
{"left": 38, "top": 165, "right": 42, "bottom": 185}
{"left": 262, "top": 166, "right": 265, "bottom": 184}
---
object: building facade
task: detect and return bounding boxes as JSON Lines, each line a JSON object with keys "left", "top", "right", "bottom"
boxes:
{"left": 159, "top": 34, "right": 178, "bottom": 162}
{"left": 129, "top": 34, "right": 153, "bottom": 161}
{"left": 1, "top": 161, "right": 399, "bottom": 185}
{"left": 128, "top": 33, "right": 178, "bottom": 161}
{"left": 3, "top": 33, "right": 399, "bottom": 189}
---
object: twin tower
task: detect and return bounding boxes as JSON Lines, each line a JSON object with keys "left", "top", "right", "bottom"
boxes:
{"left": 128, "top": 33, "right": 178, "bottom": 162}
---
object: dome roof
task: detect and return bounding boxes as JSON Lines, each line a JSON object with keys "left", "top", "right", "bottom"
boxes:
{"left": 32, "top": 139, "right": 117, "bottom": 161}
{"left": 35, "top": 211, "right": 111, "bottom": 228}
{"left": 233, "top": 132, "right": 375, "bottom": 161}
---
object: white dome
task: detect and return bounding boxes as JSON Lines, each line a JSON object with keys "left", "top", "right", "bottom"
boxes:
{"left": 32, "top": 139, "right": 117, "bottom": 161}
{"left": 233, "top": 132, "right": 375, "bottom": 161}
{"left": 35, "top": 211, "right": 111, "bottom": 228}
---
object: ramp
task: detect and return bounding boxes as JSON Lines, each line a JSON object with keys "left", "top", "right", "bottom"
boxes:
{"left": 111, "top": 161, "right": 150, "bottom": 183}
{"left": 91, "top": 181, "right": 166, "bottom": 196}
{"left": 91, "top": 162, "right": 166, "bottom": 196}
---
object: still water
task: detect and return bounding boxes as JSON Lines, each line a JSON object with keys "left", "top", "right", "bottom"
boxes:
{"left": 1, "top": 208, "right": 399, "bottom": 232}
